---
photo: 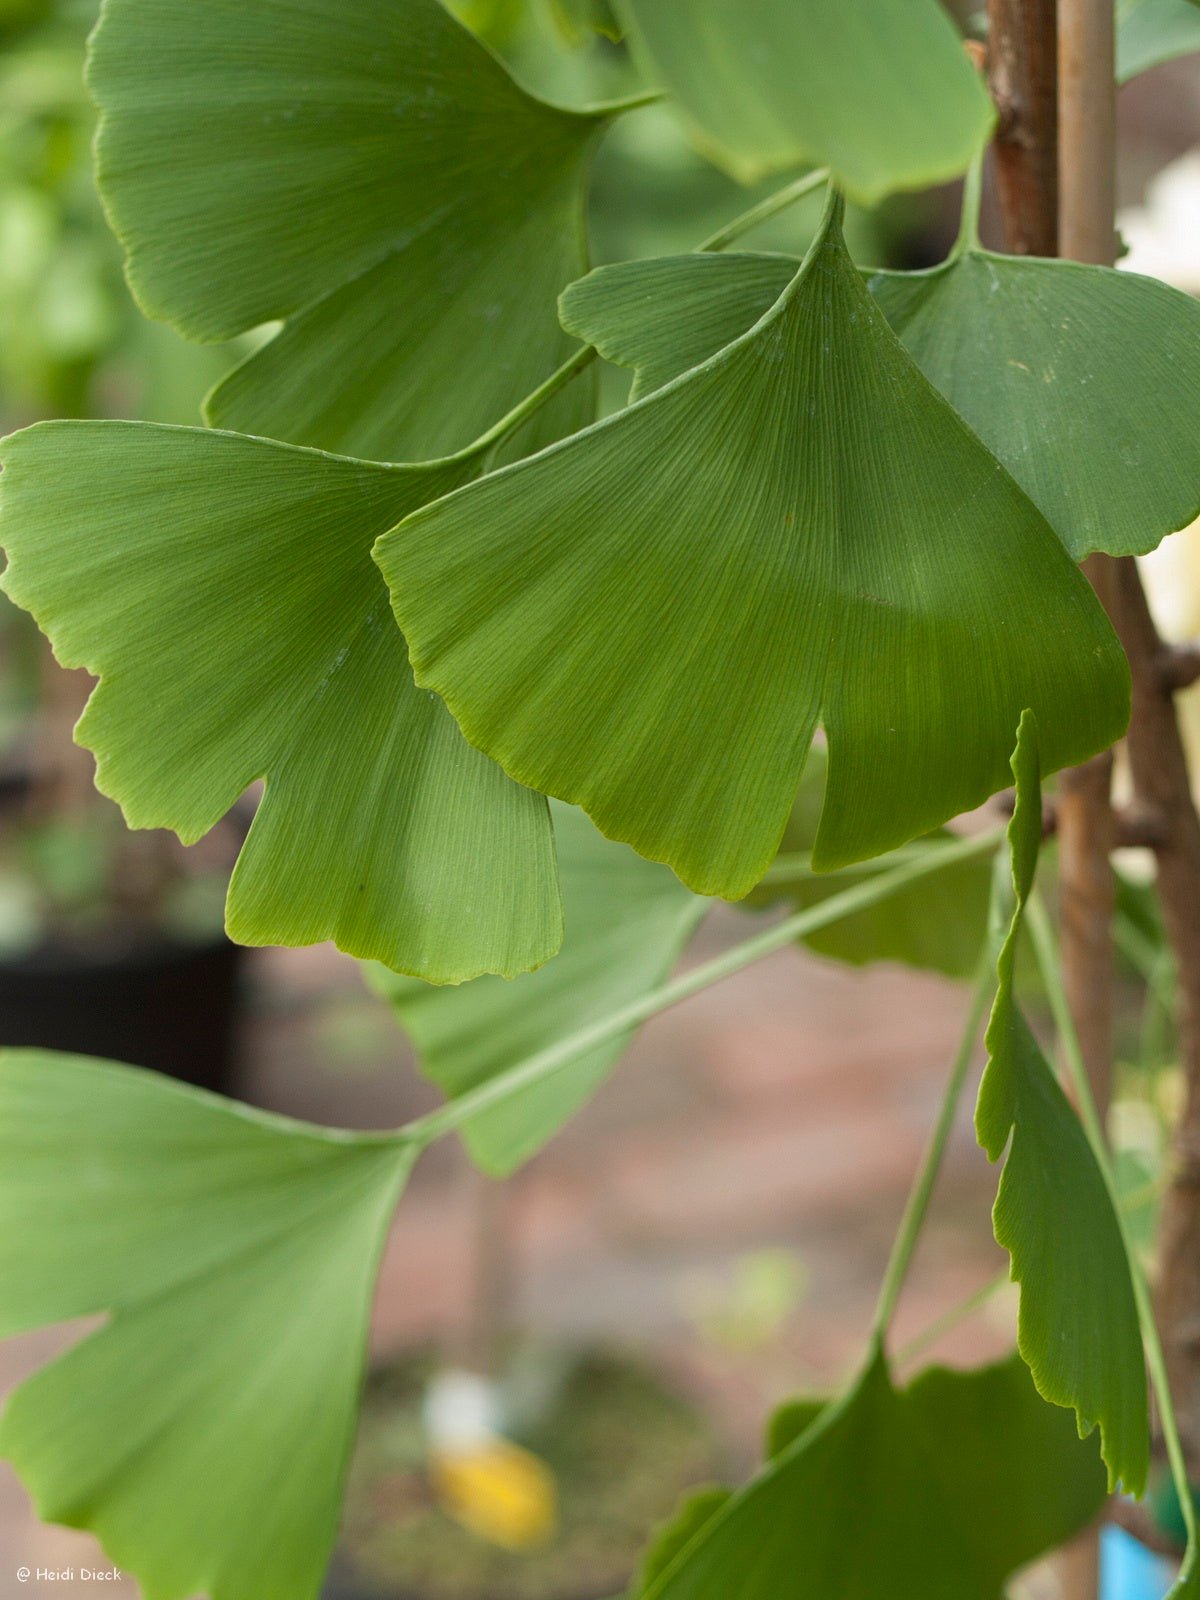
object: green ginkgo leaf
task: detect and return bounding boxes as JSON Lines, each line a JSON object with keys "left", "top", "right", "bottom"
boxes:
{"left": 631, "top": 1487, "right": 733, "bottom": 1599}
{"left": 562, "top": 242, "right": 1200, "bottom": 560}
{"left": 634, "top": 1352, "right": 1106, "bottom": 1600}
{"left": 89, "top": 0, "right": 606, "bottom": 461}
{"left": 976, "top": 711, "right": 1149, "bottom": 1494}
{"left": 368, "top": 801, "right": 708, "bottom": 1175}
{"left": 0, "top": 421, "right": 560, "bottom": 981}
{"left": 1118, "top": 0, "right": 1200, "bottom": 80}
{"left": 746, "top": 745, "right": 996, "bottom": 979}
{"left": 612, "top": 0, "right": 993, "bottom": 201}
{"left": 378, "top": 194, "right": 1128, "bottom": 899}
{"left": 868, "top": 252, "right": 1200, "bottom": 560}
{"left": 0, "top": 1049, "right": 413, "bottom": 1600}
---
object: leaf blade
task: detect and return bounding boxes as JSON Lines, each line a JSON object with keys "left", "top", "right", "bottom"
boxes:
{"left": 370, "top": 801, "right": 708, "bottom": 1174}
{"left": 0, "top": 421, "right": 560, "bottom": 981}
{"left": 638, "top": 1353, "right": 1107, "bottom": 1600}
{"left": 379, "top": 200, "right": 1128, "bottom": 897}
{"left": 0, "top": 1049, "right": 413, "bottom": 1600}
{"left": 613, "top": 0, "right": 993, "bottom": 202}
{"left": 89, "top": 0, "right": 604, "bottom": 460}
{"left": 564, "top": 246, "right": 1200, "bottom": 561}
{"left": 975, "top": 712, "right": 1149, "bottom": 1493}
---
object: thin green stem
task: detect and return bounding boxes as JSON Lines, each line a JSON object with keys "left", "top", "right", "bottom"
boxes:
{"left": 869, "top": 962, "right": 994, "bottom": 1348}
{"left": 698, "top": 168, "right": 831, "bottom": 253}
{"left": 453, "top": 167, "right": 833, "bottom": 462}
{"left": 405, "top": 827, "right": 1005, "bottom": 1149}
{"left": 455, "top": 342, "right": 598, "bottom": 462}
{"left": 760, "top": 833, "right": 1000, "bottom": 887}
{"left": 1115, "top": 911, "right": 1176, "bottom": 1005}
{"left": 895, "top": 1270, "right": 1012, "bottom": 1369}
{"left": 1028, "top": 890, "right": 1197, "bottom": 1545}
{"left": 953, "top": 153, "right": 985, "bottom": 256}
{"left": 1122, "top": 1173, "right": 1169, "bottom": 1217}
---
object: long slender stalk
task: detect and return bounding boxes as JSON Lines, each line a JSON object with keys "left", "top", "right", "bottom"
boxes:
{"left": 869, "top": 964, "right": 994, "bottom": 1347}
{"left": 454, "top": 342, "right": 598, "bottom": 461}
{"left": 456, "top": 166, "right": 832, "bottom": 462}
{"left": 697, "top": 168, "right": 830, "bottom": 252}
{"left": 1028, "top": 892, "right": 1198, "bottom": 1558}
{"left": 405, "top": 827, "right": 1005, "bottom": 1148}
{"left": 759, "top": 834, "right": 999, "bottom": 887}
{"left": 895, "top": 1270, "right": 1012, "bottom": 1369}
{"left": 894, "top": 1153, "right": 1170, "bottom": 1372}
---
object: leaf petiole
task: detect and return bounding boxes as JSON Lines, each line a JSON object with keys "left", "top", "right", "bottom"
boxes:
{"left": 697, "top": 167, "right": 832, "bottom": 252}
{"left": 403, "top": 826, "right": 1005, "bottom": 1150}
{"left": 868, "top": 956, "right": 995, "bottom": 1349}
{"left": 449, "top": 165, "right": 834, "bottom": 461}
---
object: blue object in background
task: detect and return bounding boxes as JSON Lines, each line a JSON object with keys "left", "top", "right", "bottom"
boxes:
{"left": 1101, "top": 1521, "right": 1176, "bottom": 1600}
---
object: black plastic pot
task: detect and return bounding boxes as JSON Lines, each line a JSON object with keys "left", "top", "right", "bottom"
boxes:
{"left": 0, "top": 932, "right": 244, "bottom": 1094}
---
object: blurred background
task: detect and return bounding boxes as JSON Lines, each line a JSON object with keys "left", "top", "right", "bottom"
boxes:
{"left": 0, "top": 2, "right": 1196, "bottom": 1596}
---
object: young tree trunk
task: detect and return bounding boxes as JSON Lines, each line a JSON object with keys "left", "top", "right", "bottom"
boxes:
{"left": 987, "top": 8, "right": 1109, "bottom": 1592}
{"left": 1113, "top": 567, "right": 1200, "bottom": 1470}
{"left": 987, "top": 0, "right": 1059, "bottom": 255}
{"left": 1057, "top": 0, "right": 1119, "bottom": 1163}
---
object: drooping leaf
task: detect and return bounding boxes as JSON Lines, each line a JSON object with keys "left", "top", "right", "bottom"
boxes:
{"left": 0, "top": 1049, "right": 414, "bottom": 1600}
{"left": 1118, "top": 0, "right": 1200, "bottom": 80}
{"left": 0, "top": 421, "right": 560, "bottom": 981}
{"left": 976, "top": 711, "right": 1149, "bottom": 1493}
{"left": 634, "top": 1352, "right": 1107, "bottom": 1600}
{"left": 745, "top": 744, "right": 995, "bottom": 979}
{"left": 612, "top": 0, "right": 993, "bottom": 201}
{"left": 368, "top": 801, "right": 708, "bottom": 1174}
{"left": 378, "top": 195, "right": 1128, "bottom": 898}
{"left": 88, "top": 0, "right": 606, "bottom": 461}
{"left": 562, "top": 243, "right": 1200, "bottom": 560}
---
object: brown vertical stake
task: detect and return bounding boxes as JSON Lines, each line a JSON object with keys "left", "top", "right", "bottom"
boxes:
{"left": 1059, "top": 0, "right": 1200, "bottom": 1537}
{"left": 1114, "top": 560, "right": 1200, "bottom": 1469}
{"left": 1056, "top": 7, "right": 1118, "bottom": 1595}
{"left": 1057, "top": 0, "right": 1118, "bottom": 1123}
{"left": 986, "top": 2, "right": 1111, "bottom": 1593}
{"left": 987, "top": 0, "right": 1059, "bottom": 255}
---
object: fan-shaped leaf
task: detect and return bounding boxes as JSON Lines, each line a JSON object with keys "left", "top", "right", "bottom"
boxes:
{"left": 378, "top": 195, "right": 1128, "bottom": 898}
{"left": 88, "top": 0, "right": 606, "bottom": 461}
{"left": 634, "top": 1352, "right": 1106, "bottom": 1600}
{"left": 562, "top": 243, "right": 1200, "bottom": 560}
{"left": 1118, "top": 0, "right": 1200, "bottom": 80}
{"left": 613, "top": 0, "right": 993, "bottom": 201}
{"left": 976, "top": 712, "right": 1148, "bottom": 1493}
{"left": 0, "top": 422, "right": 560, "bottom": 981}
{"left": 869, "top": 252, "right": 1200, "bottom": 559}
{"left": 0, "top": 1049, "right": 413, "bottom": 1600}
{"left": 369, "top": 801, "right": 708, "bottom": 1175}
